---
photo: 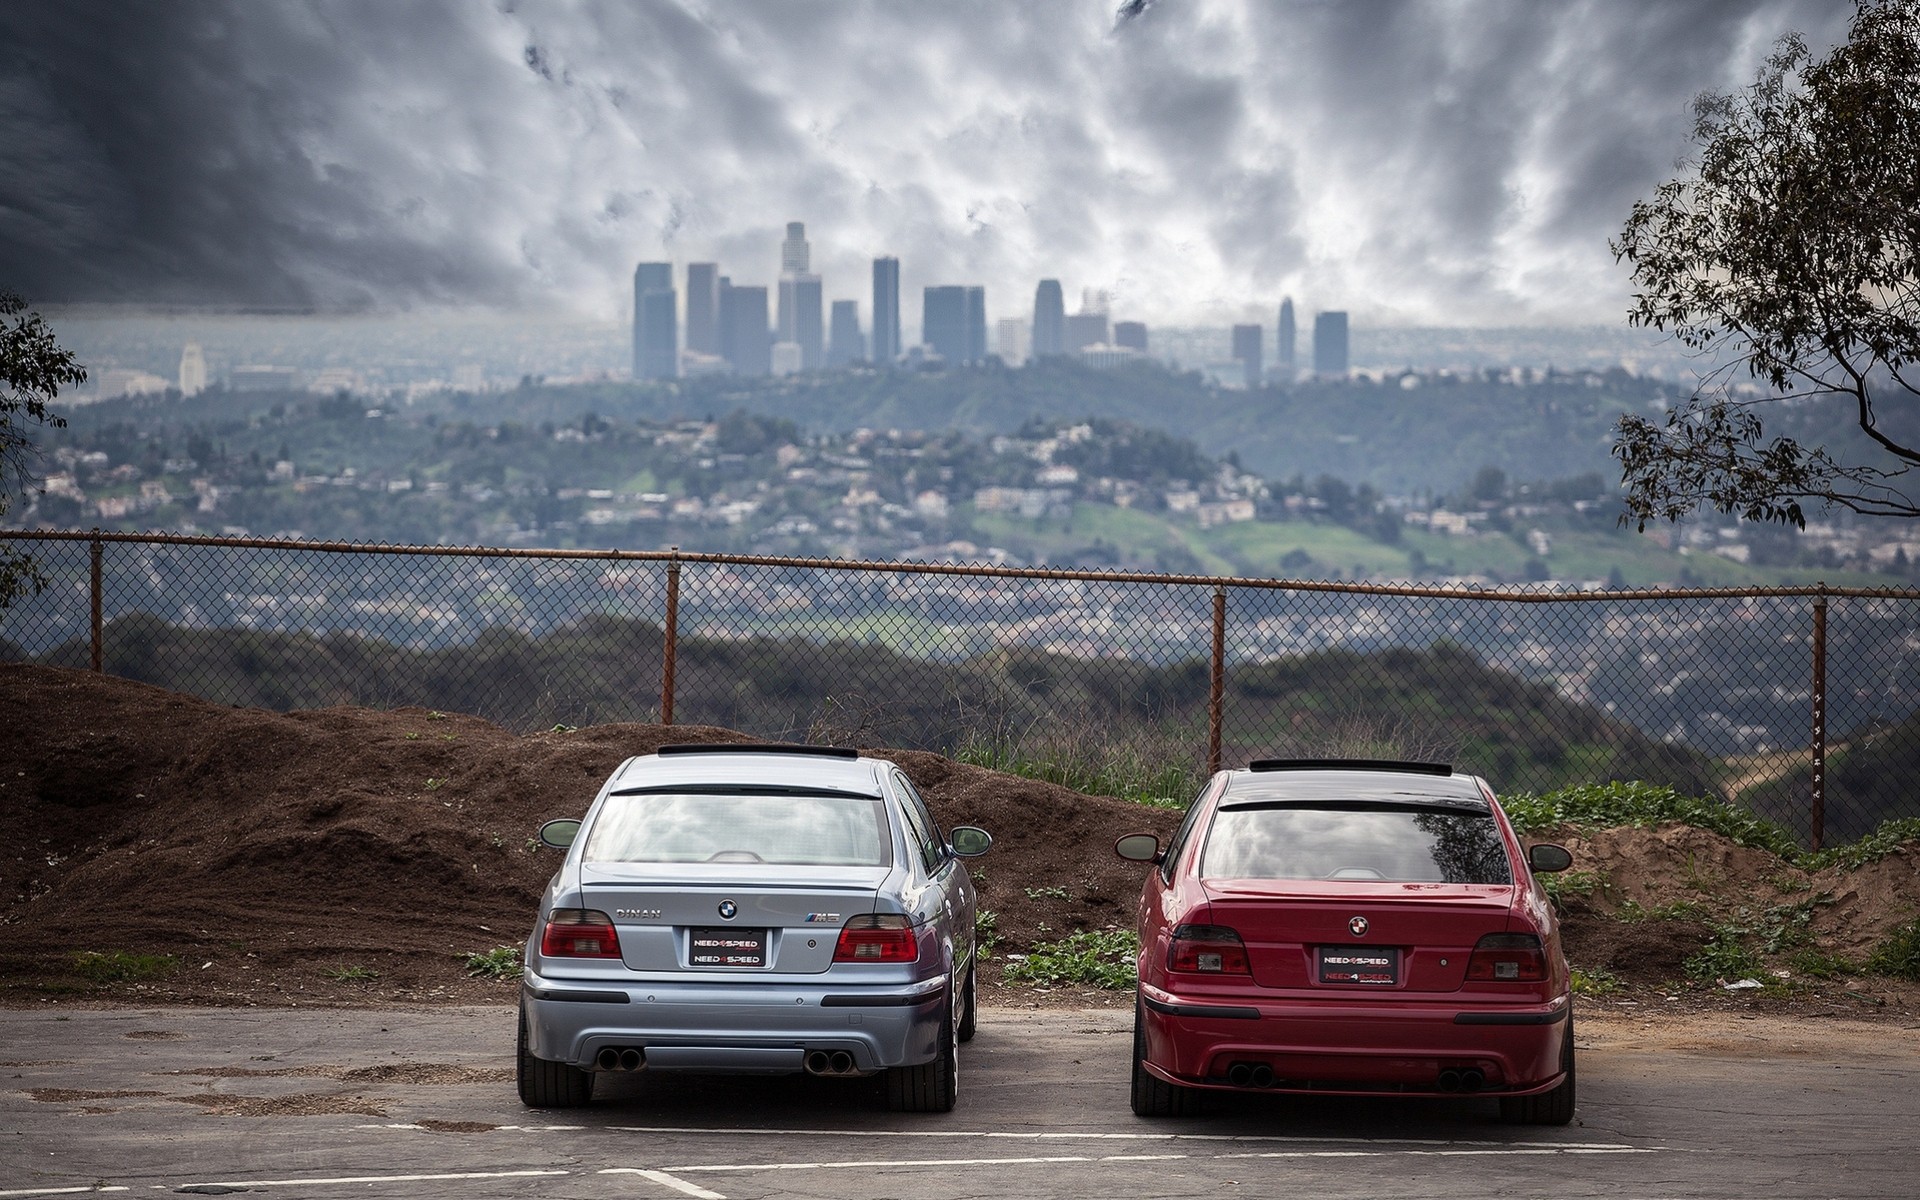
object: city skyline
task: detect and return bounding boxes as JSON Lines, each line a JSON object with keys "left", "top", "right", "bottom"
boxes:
{"left": 0, "top": 2, "right": 1856, "bottom": 328}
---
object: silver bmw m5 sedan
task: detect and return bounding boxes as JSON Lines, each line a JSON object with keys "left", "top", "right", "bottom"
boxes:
{"left": 517, "top": 743, "right": 992, "bottom": 1112}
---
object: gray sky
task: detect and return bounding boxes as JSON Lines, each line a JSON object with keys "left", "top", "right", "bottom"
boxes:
{"left": 0, "top": 0, "right": 1854, "bottom": 328}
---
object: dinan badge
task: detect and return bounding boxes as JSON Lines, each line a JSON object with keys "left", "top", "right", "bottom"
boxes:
{"left": 718, "top": 900, "right": 739, "bottom": 920}
{"left": 1348, "top": 916, "right": 1370, "bottom": 937}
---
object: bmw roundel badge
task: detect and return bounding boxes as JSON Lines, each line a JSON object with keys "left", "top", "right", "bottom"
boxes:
{"left": 718, "top": 900, "right": 739, "bottom": 920}
{"left": 1349, "top": 916, "right": 1369, "bottom": 937}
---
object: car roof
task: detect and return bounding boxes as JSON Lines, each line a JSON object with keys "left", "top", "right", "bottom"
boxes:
{"left": 610, "top": 745, "right": 889, "bottom": 797}
{"left": 1220, "top": 764, "right": 1491, "bottom": 810}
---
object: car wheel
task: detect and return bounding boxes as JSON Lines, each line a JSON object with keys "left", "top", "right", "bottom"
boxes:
{"left": 1499, "top": 1013, "right": 1575, "bottom": 1126}
{"left": 887, "top": 974, "right": 958, "bottom": 1112}
{"left": 516, "top": 1001, "right": 593, "bottom": 1109}
{"left": 1131, "top": 995, "right": 1200, "bottom": 1117}
{"left": 956, "top": 960, "right": 978, "bottom": 1044}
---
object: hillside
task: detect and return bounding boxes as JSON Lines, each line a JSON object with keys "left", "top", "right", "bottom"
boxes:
{"left": 1, "top": 664, "right": 1915, "bottom": 1019}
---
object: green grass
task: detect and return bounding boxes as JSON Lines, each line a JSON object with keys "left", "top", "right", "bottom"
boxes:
{"left": 71, "top": 950, "right": 178, "bottom": 985}
{"left": 1786, "top": 948, "right": 1858, "bottom": 980}
{"left": 1868, "top": 920, "right": 1920, "bottom": 981}
{"left": 1540, "top": 869, "right": 1605, "bottom": 907}
{"left": 975, "top": 909, "right": 999, "bottom": 956}
{"left": 1002, "top": 929, "right": 1140, "bottom": 991}
{"left": 1803, "top": 818, "right": 1920, "bottom": 872}
{"left": 322, "top": 964, "right": 380, "bottom": 983}
{"left": 463, "top": 946, "right": 524, "bottom": 980}
{"left": 1569, "top": 966, "right": 1623, "bottom": 997}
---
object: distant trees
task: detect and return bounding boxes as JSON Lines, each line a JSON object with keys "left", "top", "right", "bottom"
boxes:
{"left": 1613, "top": 0, "right": 1920, "bottom": 528}
{"left": 1, "top": 292, "right": 86, "bottom": 608}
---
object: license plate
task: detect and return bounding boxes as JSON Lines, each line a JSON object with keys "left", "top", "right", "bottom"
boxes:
{"left": 690, "top": 928, "right": 767, "bottom": 967}
{"left": 1317, "top": 946, "right": 1399, "bottom": 985}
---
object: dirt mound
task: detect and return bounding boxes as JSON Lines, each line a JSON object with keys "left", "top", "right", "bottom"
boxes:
{"left": 3, "top": 663, "right": 1914, "bottom": 1017}
{"left": 0, "top": 664, "right": 1173, "bottom": 1006}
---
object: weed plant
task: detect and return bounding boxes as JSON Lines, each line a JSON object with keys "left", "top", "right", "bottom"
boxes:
{"left": 1003, "top": 929, "right": 1139, "bottom": 990}
{"left": 323, "top": 965, "right": 380, "bottom": 983}
{"left": 1868, "top": 920, "right": 1920, "bottom": 981}
{"left": 71, "top": 950, "right": 177, "bottom": 984}
{"left": 464, "top": 946, "right": 524, "bottom": 980}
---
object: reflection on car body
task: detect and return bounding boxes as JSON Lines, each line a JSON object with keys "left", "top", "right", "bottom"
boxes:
{"left": 517, "top": 743, "right": 991, "bottom": 1112}
{"left": 1117, "top": 758, "right": 1577, "bottom": 1123}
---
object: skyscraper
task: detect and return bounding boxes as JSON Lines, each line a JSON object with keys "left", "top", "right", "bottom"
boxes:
{"left": 1314, "top": 311, "right": 1350, "bottom": 378}
{"left": 717, "top": 275, "right": 734, "bottom": 364}
{"left": 995, "top": 317, "right": 1029, "bottom": 365}
{"left": 967, "top": 286, "right": 987, "bottom": 364}
{"left": 686, "top": 263, "right": 720, "bottom": 355}
{"left": 1232, "top": 323, "right": 1263, "bottom": 388}
{"left": 923, "top": 286, "right": 985, "bottom": 365}
{"left": 1031, "top": 279, "right": 1065, "bottom": 357}
{"left": 827, "top": 300, "right": 865, "bottom": 368}
{"left": 778, "top": 274, "right": 824, "bottom": 369}
{"left": 1063, "top": 311, "right": 1109, "bottom": 353}
{"left": 724, "top": 285, "right": 771, "bottom": 376}
{"left": 1276, "top": 297, "right": 1296, "bottom": 381}
{"left": 178, "top": 342, "right": 207, "bottom": 396}
{"left": 781, "top": 222, "right": 810, "bottom": 274}
{"left": 1113, "top": 321, "right": 1148, "bottom": 352}
{"left": 633, "top": 261, "right": 677, "bottom": 380}
{"left": 871, "top": 257, "right": 901, "bottom": 365}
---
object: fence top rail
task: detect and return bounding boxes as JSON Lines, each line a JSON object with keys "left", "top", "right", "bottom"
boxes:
{"left": 8, "top": 527, "right": 1920, "bottom": 604}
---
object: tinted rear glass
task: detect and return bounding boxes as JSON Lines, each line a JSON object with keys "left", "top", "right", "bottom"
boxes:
{"left": 1201, "top": 804, "right": 1512, "bottom": 884}
{"left": 583, "top": 793, "right": 892, "bottom": 866}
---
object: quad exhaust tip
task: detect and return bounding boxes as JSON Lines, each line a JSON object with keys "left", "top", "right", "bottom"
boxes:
{"left": 1437, "top": 1068, "right": 1485, "bottom": 1093}
{"left": 1225, "top": 1061, "right": 1275, "bottom": 1088}
{"left": 595, "top": 1047, "right": 646, "bottom": 1071}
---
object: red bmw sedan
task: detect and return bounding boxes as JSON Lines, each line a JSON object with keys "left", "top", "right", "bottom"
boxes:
{"left": 1116, "top": 759, "right": 1576, "bottom": 1123}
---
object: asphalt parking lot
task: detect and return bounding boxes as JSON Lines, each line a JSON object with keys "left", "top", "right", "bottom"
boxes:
{"left": 3, "top": 1004, "right": 1917, "bottom": 1199}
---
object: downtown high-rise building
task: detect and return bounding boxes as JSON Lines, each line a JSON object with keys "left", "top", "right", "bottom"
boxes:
{"left": 685, "top": 263, "right": 721, "bottom": 356}
{"left": 1231, "top": 323, "right": 1263, "bottom": 388}
{"left": 827, "top": 300, "right": 865, "bottom": 368}
{"left": 1031, "top": 279, "right": 1065, "bottom": 356}
{"left": 778, "top": 274, "right": 824, "bottom": 369}
{"left": 774, "top": 222, "right": 823, "bottom": 370}
{"left": 723, "top": 285, "right": 771, "bottom": 375}
{"left": 178, "top": 342, "right": 207, "bottom": 396}
{"left": 1276, "top": 297, "right": 1296, "bottom": 382}
{"left": 1063, "top": 311, "right": 1109, "bottom": 353}
{"left": 923, "top": 285, "right": 986, "bottom": 365}
{"left": 633, "top": 261, "right": 677, "bottom": 380}
{"left": 1113, "top": 321, "right": 1148, "bottom": 353}
{"left": 1314, "top": 311, "right": 1350, "bottom": 378}
{"left": 871, "top": 257, "right": 901, "bottom": 365}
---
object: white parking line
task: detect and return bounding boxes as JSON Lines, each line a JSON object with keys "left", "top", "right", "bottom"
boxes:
{"left": 601, "top": 1169, "right": 728, "bottom": 1199}
{"left": 657, "top": 1145, "right": 1661, "bottom": 1174}
{"left": 163, "top": 1170, "right": 570, "bottom": 1189}
{"left": 601, "top": 1125, "right": 1648, "bottom": 1151}
{"left": 0, "top": 1189, "right": 131, "bottom": 1198}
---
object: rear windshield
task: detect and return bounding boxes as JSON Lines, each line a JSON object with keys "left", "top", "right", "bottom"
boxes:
{"left": 583, "top": 792, "right": 892, "bottom": 867}
{"left": 1201, "top": 804, "right": 1512, "bottom": 884}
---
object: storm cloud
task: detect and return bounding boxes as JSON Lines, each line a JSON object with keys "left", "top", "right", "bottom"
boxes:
{"left": 0, "top": 0, "right": 1853, "bottom": 325}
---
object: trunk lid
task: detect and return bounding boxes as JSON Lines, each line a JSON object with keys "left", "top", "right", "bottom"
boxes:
{"left": 582, "top": 863, "right": 887, "bottom": 975}
{"left": 1201, "top": 879, "right": 1516, "bottom": 994}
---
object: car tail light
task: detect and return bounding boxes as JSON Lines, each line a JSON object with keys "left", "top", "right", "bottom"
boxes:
{"left": 833, "top": 914, "right": 919, "bottom": 963}
{"left": 1169, "top": 924, "right": 1250, "bottom": 975}
{"left": 1466, "top": 932, "right": 1546, "bottom": 981}
{"left": 540, "top": 908, "right": 622, "bottom": 958}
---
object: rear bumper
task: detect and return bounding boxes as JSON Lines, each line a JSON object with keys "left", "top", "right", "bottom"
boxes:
{"left": 1139, "top": 981, "right": 1570, "bottom": 1096}
{"left": 522, "top": 967, "right": 948, "bottom": 1073}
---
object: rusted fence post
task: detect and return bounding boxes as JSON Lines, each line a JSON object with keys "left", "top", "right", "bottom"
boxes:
{"left": 1810, "top": 590, "right": 1827, "bottom": 851}
{"left": 89, "top": 528, "right": 103, "bottom": 672}
{"left": 660, "top": 549, "right": 681, "bottom": 725}
{"left": 1207, "top": 584, "right": 1226, "bottom": 775}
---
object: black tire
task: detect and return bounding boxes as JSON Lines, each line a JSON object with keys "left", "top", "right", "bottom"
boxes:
{"left": 1131, "top": 995, "right": 1200, "bottom": 1117}
{"left": 956, "top": 960, "right": 978, "bottom": 1044}
{"left": 888, "top": 975, "right": 958, "bottom": 1112}
{"left": 1500, "top": 1013, "right": 1575, "bottom": 1126}
{"left": 516, "top": 1002, "right": 593, "bottom": 1109}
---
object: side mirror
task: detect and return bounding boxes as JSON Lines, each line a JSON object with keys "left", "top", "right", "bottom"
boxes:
{"left": 1115, "top": 833, "right": 1162, "bottom": 863}
{"left": 1527, "top": 842, "right": 1573, "bottom": 874}
{"left": 538, "top": 818, "right": 581, "bottom": 850}
{"left": 949, "top": 826, "right": 993, "bottom": 857}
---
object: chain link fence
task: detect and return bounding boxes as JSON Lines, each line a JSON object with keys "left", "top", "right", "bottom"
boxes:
{"left": 5, "top": 530, "right": 1918, "bottom": 848}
